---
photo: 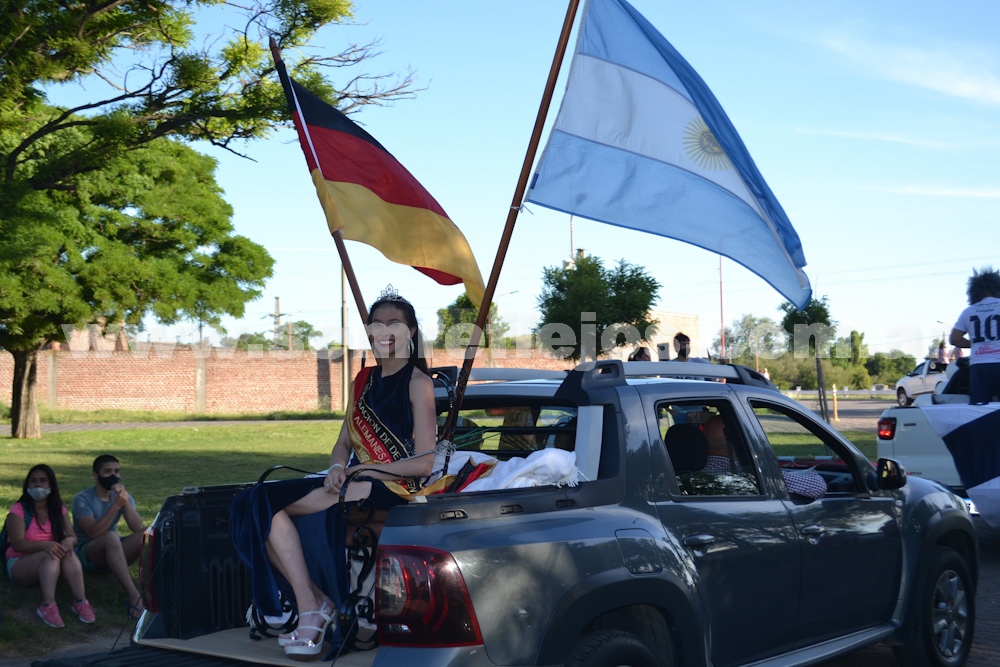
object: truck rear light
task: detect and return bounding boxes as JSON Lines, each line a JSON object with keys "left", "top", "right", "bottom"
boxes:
{"left": 376, "top": 546, "right": 483, "bottom": 647}
{"left": 877, "top": 417, "right": 897, "bottom": 440}
{"left": 139, "top": 527, "right": 160, "bottom": 613}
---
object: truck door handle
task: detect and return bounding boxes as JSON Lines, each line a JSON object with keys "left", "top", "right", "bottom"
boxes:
{"left": 800, "top": 525, "right": 824, "bottom": 536}
{"left": 683, "top": 534, "right": 716, "bottom": 547}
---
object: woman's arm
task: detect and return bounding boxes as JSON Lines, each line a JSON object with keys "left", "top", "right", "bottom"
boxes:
{"left": 329, "top": 415, "right": 352, "bottom": 468}
{"left": 7, "top": 511, "right": 64, "bottom": 557}
{"left": 60, "top": 507, "right": 78, "bottom": 551}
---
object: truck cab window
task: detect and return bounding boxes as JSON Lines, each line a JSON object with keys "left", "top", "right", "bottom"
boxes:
{"left": 748, "top": 401, "right": 863, "bottom": 499}
{"left": 656, "top": 401, "right": 762, "bottom": 497}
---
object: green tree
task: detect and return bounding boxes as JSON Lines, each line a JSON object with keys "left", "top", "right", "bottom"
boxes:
{"left": 280, "top": 321, "right": 324, "bottom": 351}
{"left": 0, "top": 1, "right": 417, "bottom": 437}
{"left": 435, "top": 293, "right": 509, "bottom": 350}
{"left": 830, "top": 330, "right": 869, "bottom": 369}
{"left": 865, "top": 351, "right": 918, "bottom": 386}
{"left": 230, "top": 332, "right": 278, "bottom": 351}
{"left": 779, "top": 296, "right": 837, "bottom": 357}
{"left": 710, "top": 314, "right": 786, "bottom": 368}
{"left": 536, "top": 255, "right": 659, "bottom": 360}
{"left": 1, "top": 138, "right": 274, "bottom": 436}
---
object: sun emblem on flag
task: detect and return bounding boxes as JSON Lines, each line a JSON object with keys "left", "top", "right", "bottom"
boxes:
{"left": 682, "top": 117, "right": 732, "bottom": 171}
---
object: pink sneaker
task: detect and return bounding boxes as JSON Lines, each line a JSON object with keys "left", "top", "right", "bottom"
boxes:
{"left": 71, "top": 599, "right": 96, "bottom": 624}
{"left": 37, "top": 603, "right": 65, "bottom": 628}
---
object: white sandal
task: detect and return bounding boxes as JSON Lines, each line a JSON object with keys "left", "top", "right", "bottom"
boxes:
{"left": 278, "top": 599, "right": 334, "bottom": 647}
{"left": 282, "top": 607, "right": 333, "bottom": 659}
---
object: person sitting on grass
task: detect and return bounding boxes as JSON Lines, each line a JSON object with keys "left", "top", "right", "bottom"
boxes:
{"left": 72, "top": 454, "right": 146, "bottom": 619}
{"left": 5, "top": 464, "right": 96, "bottom": 628}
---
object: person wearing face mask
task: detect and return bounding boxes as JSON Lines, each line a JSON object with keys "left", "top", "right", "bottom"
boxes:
{"left": 72, "top": 454, "right": 145, "bottom": 619}
{"left": 5, "top": 464, "right": 95, "bottom": 627}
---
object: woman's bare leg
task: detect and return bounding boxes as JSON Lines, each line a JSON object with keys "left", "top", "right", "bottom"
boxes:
{"left": 266, "top": 482, "right": 374, "bottom": 644}
{"left": 61, "top": 553, "right": 88, "bottom": 601}
{"left": 267, "top": 510, "right": 320, "bottom": 612}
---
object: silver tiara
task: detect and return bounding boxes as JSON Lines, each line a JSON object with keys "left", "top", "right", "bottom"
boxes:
{"left": 378, "top": 284, "right": 410, "bottom": 304}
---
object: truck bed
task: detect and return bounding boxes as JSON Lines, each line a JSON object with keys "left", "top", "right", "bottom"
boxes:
{"left": 35, "top": 636, "right": 376, "bottom": 667}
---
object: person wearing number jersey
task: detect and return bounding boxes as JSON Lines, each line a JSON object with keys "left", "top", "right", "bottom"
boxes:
{"left": 950, "top": 266, "right": 1000, "bottom": 404}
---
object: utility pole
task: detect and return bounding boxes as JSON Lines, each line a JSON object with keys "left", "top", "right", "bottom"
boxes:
{"left": 271, "top": 297, "right": 291, "bottom": 346}
{"left": 273, "top": 297, "right": 281, "bottom": 342}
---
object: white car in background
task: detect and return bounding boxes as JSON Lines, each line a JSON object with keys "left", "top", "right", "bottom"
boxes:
{"left": 894, "top": 359, "right": 949, "bottom": 406}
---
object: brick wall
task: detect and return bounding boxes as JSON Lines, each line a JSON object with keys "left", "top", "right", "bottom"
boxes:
{"left": 0, "top": 347, "right": 579, "bottom": 414}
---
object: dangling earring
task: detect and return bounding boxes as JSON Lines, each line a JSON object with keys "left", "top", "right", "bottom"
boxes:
{"left": 407, "top": 338, "right": 414, "bottom": 356}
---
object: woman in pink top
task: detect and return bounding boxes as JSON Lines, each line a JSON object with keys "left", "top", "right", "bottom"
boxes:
{"left": 5, "top": 464, "right": 95, "bottom": 628}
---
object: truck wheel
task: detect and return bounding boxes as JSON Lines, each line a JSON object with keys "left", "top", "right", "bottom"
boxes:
{"left": 892, "top": 546, "right": 974, "bottom": 667}
{"left": 897, "top": 388, "right": 911, "bottom": 407}
{"left": 566, "top": 630, "right": 663, "bottom": 667}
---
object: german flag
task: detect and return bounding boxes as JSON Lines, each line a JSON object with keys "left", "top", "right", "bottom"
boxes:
{"left": 274, "top": 55, "right": 486, "bottom": 307}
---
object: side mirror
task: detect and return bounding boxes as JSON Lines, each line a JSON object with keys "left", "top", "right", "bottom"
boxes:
{"left": 875, "top": 458, "right": 906, "bottom": 490}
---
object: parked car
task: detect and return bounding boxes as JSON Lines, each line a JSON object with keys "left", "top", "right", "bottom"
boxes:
{"left": 43, "top": 361, "right": 980, "bottom": 667}
{"left": 895, "top": 359, "right": 950, "bottom": 406}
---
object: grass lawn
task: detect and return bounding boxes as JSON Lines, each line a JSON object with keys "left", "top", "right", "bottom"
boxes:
{"left": 771, "top": 431, "right": 877, "bottom": 460}
{"left": 0, "top": 421, "right": 343, "bottom": 661}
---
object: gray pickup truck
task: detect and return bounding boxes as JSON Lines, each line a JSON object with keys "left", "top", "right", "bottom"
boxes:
{"left": 41, "top": 360, "right": 978, "bottom": 667}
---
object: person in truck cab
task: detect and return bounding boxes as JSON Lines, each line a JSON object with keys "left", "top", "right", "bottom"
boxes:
{"left": 72, "top": 455, "right": 145, "bottom": 620}
{"left": 950, "top": 266, "right": 1000, "bottom": 404}
{"left": 230, "top": 286, "right": 437, "bottom": 660}
{"left": 704, "top": 416, "right": 826, "bottom": 500}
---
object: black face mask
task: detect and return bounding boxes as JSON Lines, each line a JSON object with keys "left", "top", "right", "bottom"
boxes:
{"left": 98, "top": 474, "right": 120, "bottom": 490}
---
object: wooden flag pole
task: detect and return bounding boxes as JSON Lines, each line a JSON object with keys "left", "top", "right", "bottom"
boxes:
{"left": 332, "top": 228, "right": 370, "bottom": 329}
{"left": 269, "top": 38, "right": 370, "bottom": 331}
{"left": 442, "top": 0, "right": 582, "bottom": 440}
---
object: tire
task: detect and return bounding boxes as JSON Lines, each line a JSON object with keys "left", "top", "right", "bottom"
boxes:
{"left": 897, "top": 388, "right": 912, "bottom": 407}
{"left": 566, "top": 630, "right": 662, "bottom": 667}
{"left": 892, "top": 546, "right": 974, "bottom": 667}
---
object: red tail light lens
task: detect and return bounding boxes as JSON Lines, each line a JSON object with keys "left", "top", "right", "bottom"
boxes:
{"left": 376, "top": 546, "right": 483, "bottom": 647}
{"left": 139, "top": 527, "right": 159, "bottom": 613}
{"left": 877, "top": 417, "right": 897, "bottom": 441}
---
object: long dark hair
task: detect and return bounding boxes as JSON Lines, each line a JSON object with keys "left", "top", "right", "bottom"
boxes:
{"left": 367, "top": 295, "right": 429, "bottom": 374}
{"left": 18, "top": 464, "right": 67, "bottom": 542}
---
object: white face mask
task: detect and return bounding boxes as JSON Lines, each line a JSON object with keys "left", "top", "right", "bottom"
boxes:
{"left": 28, "top": 487, "right": 51, "bottom": 501}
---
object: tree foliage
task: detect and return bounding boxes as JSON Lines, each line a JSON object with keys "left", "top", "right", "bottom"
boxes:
{"left": 435, "top": 293, "right": 509, "bottom": 349}
{"left": 779, "top": 296, "right": 837, "bottom": 356}
{"left": 829, "top": 330, "right": 869, "bottom": 369}
{"left": 1, "top": 137, "right": 274, "bottom": 346}
{"left": 865, "top": 351, "right": 918, "bottom": 386}
{"left": 536, "top": 255, "right": 659, "bottom": 360}
{"left": 1, "top": 0, "right": 415, "bottom": 183}
{"left": 710, "top": 314, "right": 786, "bottom": 367}
{"left": 0, "top": 0, "right": 418, "bottom": 436}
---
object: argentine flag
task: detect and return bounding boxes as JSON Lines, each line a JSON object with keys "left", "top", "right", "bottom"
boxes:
{"left": 525, "top": 0, "right": 811, "bottom": 309}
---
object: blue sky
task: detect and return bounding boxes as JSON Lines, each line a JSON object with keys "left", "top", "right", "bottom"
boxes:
{"left": 137, "top": 0, "right": 999, "bottom": 360}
